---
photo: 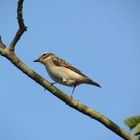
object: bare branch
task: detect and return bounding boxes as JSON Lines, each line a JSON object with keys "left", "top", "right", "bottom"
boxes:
{"left": 0, "top": 48, "right": 137, "bottom": 140}
{"left": 9, "top": 0, "right": 27, "bottom": 52}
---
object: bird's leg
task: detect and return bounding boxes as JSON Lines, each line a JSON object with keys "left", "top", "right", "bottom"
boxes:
{"left": 50, "top": 82, "right": 57, "bottom": 86}
{"left": 44, "top": 82, "right": 57, "bottom": 91}
{"left": 70, "top": 85, "right": 76, "bottom": 99}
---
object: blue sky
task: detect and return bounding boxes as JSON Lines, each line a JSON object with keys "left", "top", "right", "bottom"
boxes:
{"left": 0, "top": 0, "right": 140, "bottom": 140}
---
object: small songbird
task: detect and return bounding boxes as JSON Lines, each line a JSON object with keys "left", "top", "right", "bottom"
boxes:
{"left": 34, "top": 53, "right": 101, "bottom": 97}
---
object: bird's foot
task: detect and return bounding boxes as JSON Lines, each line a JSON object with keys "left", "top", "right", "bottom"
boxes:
{"left": 50, "top": 82, "right": 57, "bottom": 86}
{"left": 70, "top": 96, "right": 73, "bottom": 100}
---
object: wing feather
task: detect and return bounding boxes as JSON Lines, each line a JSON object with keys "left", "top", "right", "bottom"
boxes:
{"left": 52, "top": 57, "right": 87, "bottom": 77}
{"left": 52, "top": 56, "right": 101, "bottom": 87}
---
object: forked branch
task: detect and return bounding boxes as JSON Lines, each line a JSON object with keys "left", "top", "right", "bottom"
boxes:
{"left": 9, "top": 0, "right": 27, "bottom": 52}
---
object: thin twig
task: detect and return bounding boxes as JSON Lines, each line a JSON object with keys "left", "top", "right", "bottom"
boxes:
{"left": 0, "top": 36, "right": 6, "bottom": 49}
{"left": 9, "top": 0, "right": 27, "bottom": 52}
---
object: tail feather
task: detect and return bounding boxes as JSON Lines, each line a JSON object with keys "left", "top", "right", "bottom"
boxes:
{"left": 86, "top": 79, "right": 101, "bottom": 88}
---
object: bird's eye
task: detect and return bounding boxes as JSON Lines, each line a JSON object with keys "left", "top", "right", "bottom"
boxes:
{"left": 41, "top": 54, "right": 47, "bottom": 58}
{"left": 42, "top": 54, "right": 46, "bottom": 56}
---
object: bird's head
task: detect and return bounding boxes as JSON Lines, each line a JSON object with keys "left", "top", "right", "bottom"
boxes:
{"left": 33, "top": 52, "right": 55, "bottom": 65}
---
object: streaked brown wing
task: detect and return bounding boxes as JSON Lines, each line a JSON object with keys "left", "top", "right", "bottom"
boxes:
{"left": 52, "top": 57, "right": 87, "bottom": 77}
{"left": 52, "top": 57, "right": 62, "bottom": 66}
{"left": 52, "top": 56, "right": 101, "bottom": 87}
{"left": 52, "top": 57, "right": 71, "bottom": 67}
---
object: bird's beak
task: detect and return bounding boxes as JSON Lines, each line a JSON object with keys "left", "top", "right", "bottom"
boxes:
{"left": 33, "top": 59, "right": 39, "bottom": 62}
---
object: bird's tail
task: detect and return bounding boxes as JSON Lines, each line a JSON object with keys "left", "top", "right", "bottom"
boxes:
{"left": 86, "top": 78, "right": 101, "bottom": 88}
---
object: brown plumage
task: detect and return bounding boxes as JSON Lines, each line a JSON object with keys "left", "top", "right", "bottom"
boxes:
{"left": 34, "top": 53, "right": 101, "bottom": 97}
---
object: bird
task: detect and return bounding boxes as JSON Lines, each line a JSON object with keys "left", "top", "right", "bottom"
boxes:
{"left": 33, "top": 52, "right": 101, "bottom": 97}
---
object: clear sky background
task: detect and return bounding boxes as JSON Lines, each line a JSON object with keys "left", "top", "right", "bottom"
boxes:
{"left": 0, "top": 0, "right": 140, "bottom": 140}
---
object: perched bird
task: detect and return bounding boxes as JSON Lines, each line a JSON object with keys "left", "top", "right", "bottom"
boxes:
{"left": 34, "top": 53, "right": 101, "bottom": 97}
